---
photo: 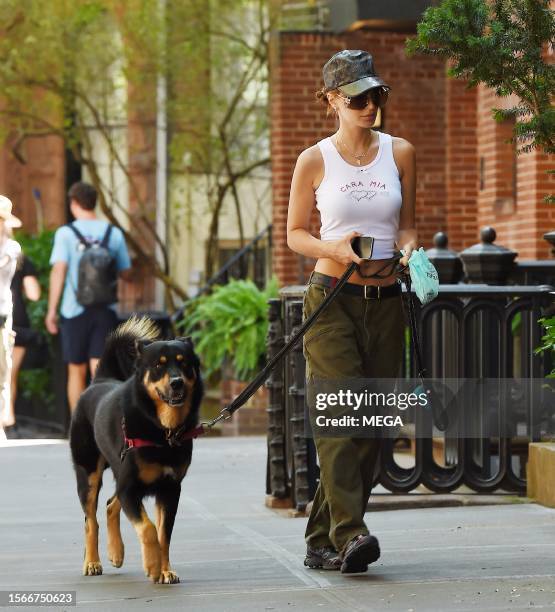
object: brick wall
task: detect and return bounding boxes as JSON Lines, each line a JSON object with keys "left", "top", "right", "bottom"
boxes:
{"left": 270, "top": 30, "right": 554, "bottom": 285}
{"left": 0, "top": 135, "right": 66, "bottom": 232}
{"left": 271, "top": 31, "right": 446, "bottom": 285}
{"left": 476, "top": 86, "right": 555, "bottom": 260}
{"left": 445, "top": 74, "right": 478, "bottom": 251}
{"left": 270, "top": 32, "right": 331, "bottom": 286}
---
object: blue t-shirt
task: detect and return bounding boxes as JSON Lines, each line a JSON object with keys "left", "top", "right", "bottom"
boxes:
{"left": 49, "top": 220, "right": 131, "bottom": 319}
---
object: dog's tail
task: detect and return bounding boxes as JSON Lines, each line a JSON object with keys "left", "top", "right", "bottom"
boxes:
{"left": 94, "top": 315, "right": 160, "bottom": 382}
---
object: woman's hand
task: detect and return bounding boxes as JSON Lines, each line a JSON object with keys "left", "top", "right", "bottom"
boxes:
{"left": 327, "top": 231, "right": 364, "bottom": 266}
{"left": 399, "top": 243, "right": 416, "bottom": 268}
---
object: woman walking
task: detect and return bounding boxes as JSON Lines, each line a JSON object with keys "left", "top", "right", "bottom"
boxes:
{"left": 0, "top": 196, "right": 22, "bottom": 441}
{"left": 3, "top": 252, "right": 41, "bottom": 437}
{"left": 287, "top": 50, "right": 418, "bottom": 573}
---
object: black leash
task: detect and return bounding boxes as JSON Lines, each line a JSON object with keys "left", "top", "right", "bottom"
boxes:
{"left": 168, "top": 252, "right": 447, "bottom": 445}
{"left": 168, "top": 260, "right": 360, "bottom": 444}
{"left": 400, "top": 273, "right": 449, "bottom": 431}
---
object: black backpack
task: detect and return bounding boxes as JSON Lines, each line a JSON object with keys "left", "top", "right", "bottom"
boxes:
{"left": 67, "top": 223, "right": 118, "bottom": 307}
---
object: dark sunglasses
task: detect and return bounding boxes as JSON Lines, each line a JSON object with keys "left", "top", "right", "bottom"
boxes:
{"left": 341, "top": 87, "right": 389, "bottom": 110}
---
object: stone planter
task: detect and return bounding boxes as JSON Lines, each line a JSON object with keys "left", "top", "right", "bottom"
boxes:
{"left": 459, "top": 227, "right": 517, "bottom": 284}
{"left": 426, "top": 232, "right": 463, "bottom": 284}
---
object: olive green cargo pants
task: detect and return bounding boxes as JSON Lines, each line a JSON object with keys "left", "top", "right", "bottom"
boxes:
{"left": 302, "top": 280, "right": 406, "bottom": 554}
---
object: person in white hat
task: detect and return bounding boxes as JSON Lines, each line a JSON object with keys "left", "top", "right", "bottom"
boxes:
{"left": 0, "top": 195, "right": 22, "bottom": 441}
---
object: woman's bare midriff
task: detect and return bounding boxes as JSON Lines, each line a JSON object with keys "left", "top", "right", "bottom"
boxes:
{"left": 314, "top": 257, "right": 399, "bottom": 286}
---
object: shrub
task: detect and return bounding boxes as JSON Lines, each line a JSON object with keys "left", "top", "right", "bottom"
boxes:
{"left": 180, "top": 277, "right": 279, "bottom": 382}
{"left": 535, "top": 315, "right": 555, "bottom": 378}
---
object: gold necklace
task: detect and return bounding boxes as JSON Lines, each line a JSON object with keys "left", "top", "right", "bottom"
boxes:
{"left": 336, "top": 131, "right": 374, "bottom": 165}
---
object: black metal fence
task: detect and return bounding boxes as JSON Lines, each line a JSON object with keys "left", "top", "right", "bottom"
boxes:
{"left": 266, "top": 282, "right": 555, "bottom": 511}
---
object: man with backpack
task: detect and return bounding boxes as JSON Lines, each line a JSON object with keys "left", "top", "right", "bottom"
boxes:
{"left": 45, "top": 182, "right": 132, "bottom": 411}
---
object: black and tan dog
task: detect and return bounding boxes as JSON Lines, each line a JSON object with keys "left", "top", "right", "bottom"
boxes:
{"left": 69, "top": 316, "right": 203, "bottom": 584}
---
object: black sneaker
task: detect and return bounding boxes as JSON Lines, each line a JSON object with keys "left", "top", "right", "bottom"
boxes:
{"left": 4, "top": 425, "right": 19, "bottom": 439}
{"left": 340, "top": 534, "right": 380, "bottom": 574}
{"left": 304, "top": 545, "right": 341, "bottom": 570}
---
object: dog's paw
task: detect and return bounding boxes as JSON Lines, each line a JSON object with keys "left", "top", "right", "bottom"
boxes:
{"left": 158, "top": 570, "right": 180, "bottom": 584}
{"left": 142, "top": 546, "right": 161, "bottom": 582}
{"left": 108, "top": 548, "right": 124, "bottom": 568}
{"left": 83, "top": 561, "right": 103, "bottom": 576}
{"left": 108, "top": 541, "right": 125, "bottom": 568}
{"left": 146, "top": 566, "right": 161, "bottom": 583}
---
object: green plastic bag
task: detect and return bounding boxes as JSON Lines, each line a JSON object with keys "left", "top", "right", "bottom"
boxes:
{"left": 400, "top": 247, "right": 439, "bottom": 305}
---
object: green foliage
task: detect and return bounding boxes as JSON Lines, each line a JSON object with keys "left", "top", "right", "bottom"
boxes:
{"left": 0, "top": 1, "right": 272, "bottom": 302}
{"left": 534, "top": 316, "right": 555, "bottom": 378}
{"left": 166, "top": 0, "right": 270, "bottom": 172}
{"left": 18, "top": 369, "right": 55, "bottom": 405}
{"left": 13, "top": 229, "right": 55, "bottom": 330}
{"left": 407, "top": 0, "right": 555, "bottom": 155}
{"left": 180, "top": 277, "right": 279, "bottom": 381}
{"left": 0, "top": 1, "right": 126, "bottom": 148}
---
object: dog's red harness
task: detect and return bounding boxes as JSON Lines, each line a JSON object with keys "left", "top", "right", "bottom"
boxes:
{"left": 120, "top": 417, "right": 163, "bottom": 460}
{"left": 120, "top": 417, "right": 205, "bottom": 461}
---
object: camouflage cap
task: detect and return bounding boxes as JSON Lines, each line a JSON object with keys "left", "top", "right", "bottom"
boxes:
{"left": 322, "top": 50, "right": 389, "bottom": 96}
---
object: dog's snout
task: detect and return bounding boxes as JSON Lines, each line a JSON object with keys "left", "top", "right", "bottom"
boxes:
{"left": 170, "top": 377, "right": 185, "bottom": 391}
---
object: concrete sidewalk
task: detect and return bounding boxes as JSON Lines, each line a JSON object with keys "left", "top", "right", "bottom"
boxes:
{"left": 1, "top": 437, "right": 555, "bottom": 611}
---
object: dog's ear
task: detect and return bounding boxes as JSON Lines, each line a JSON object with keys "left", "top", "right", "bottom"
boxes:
{"left": 177, "top": 336, "right": 200, "bottom": 369}
{"left": 135, "top": 338, "right": 153, "bottom": 355}
{"left": 176, "top": 336, "right": 194, "bottom": 349}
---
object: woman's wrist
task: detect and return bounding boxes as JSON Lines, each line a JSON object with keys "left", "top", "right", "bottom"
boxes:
{"left": 288, "top": 229, "right": 337, "bottom": 260}
{"left": 319, "top": 239, "right": 337, "bottom": 259}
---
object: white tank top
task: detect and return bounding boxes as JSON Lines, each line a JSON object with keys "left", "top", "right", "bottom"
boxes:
{"left": 315, "top": 131, "right": 402, "bottom": 259}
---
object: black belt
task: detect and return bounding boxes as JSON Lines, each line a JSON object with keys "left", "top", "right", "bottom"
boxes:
{"left": 309, "top": 271, "right": 401, "bottom": 300}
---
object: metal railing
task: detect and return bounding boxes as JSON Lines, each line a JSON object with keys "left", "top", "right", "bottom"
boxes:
{"left": 172, "top": 224, "right": 272, "bottom": 323}
{"left": 208, "top": 224, "right": 272, "bottom": 290}
{"left": 510, "top": 260, "right": 555, "bottom": 288}
{"left": 266, "top": 282, "right": 555, "bottom": 511}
